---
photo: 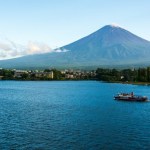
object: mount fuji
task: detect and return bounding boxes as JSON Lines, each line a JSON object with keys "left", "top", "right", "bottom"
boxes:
{"left": 0, "top": 25, "right": 150, "bottom": 69}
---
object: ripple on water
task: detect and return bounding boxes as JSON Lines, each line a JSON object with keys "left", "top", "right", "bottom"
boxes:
{"left": 0, "top": 81, "right": 150, "bottom": 149}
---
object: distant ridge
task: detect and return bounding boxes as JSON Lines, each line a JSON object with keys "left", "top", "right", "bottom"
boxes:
{"left": 0, "top": 25, "right": 150, "bottom": 69}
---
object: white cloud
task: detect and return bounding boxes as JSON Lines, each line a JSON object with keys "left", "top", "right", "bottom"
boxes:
{"left": 25, "top": 41, "right": 53, "bottom": 55}
{"left": 55, "top": 48, "right": 69, "bottom": 53}
{"left": 0, "top": 38, "right": 54, "bottom": 60}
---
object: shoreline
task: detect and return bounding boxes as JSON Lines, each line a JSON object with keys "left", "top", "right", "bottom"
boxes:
{"left": 123, "top": 82, "right": 150, "bottom": 86}
{"left": 108, "top": 81, "right": 150, "bottom": 86}
{"left": 0, "top": 79, "right": 150, "bottom": 85}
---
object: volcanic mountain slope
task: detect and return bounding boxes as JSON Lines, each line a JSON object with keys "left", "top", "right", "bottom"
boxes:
{"left": 0, "top": 25, "right": 150, "bottom": 69}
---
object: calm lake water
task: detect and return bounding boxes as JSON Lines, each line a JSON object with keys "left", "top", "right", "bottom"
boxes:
{"left": 0, "top": 81, "right": 150, "bottom": 150}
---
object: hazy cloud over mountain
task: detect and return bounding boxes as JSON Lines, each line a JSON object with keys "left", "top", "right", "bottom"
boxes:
{"left": 25, "top": 41, "right": 53, "bottom": 55}
{"left": 55, "top": 48, "right": 69, "bottom": 53}
{"left": 0, "top": 38, "right": 54, "bottom": 60}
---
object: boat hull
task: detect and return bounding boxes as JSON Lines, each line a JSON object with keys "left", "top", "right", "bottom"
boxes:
{"left": 114, "top": 96, "right": 148, "bottom": 102}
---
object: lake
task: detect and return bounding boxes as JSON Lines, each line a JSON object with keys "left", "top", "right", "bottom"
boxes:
{"left": 0, "top": 81, "right": 150, "bottom": 149}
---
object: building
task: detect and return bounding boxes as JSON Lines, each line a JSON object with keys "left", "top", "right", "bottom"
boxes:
{"left": 35, "top": 71, "right": 54, "bottom": 79}
{"left": 65, "top": 74, "right": 74, "bottom": 79}
{"left": 14, "top": 70, "right": 28, "bottom": 78}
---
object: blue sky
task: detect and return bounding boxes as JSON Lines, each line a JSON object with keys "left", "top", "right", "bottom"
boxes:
{"left": 0, "top": 0, "right": 150, "bottom": 58}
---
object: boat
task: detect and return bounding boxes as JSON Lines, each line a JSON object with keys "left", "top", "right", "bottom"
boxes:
{"left": 114, "top": 92, "right": 148, "bottom": 102}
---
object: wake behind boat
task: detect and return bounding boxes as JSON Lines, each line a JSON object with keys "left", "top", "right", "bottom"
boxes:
{"left": 114, "top": 92, "right": 148, "bottom": 102}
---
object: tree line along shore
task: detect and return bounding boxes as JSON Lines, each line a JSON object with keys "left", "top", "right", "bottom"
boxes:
{"left": 0, "top": 67, "right": 150, "bottom": 84}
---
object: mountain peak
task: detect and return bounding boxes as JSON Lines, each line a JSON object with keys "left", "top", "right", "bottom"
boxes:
{"left": 105, "top": 24, "right": 121, "bottom": 28}
{"left": 109, "top": 24, "right": 120, "bottom": 28}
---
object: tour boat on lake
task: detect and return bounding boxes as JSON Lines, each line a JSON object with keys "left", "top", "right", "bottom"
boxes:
{"left": 114, "top": 92, "right": 148, "bottom": 102}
